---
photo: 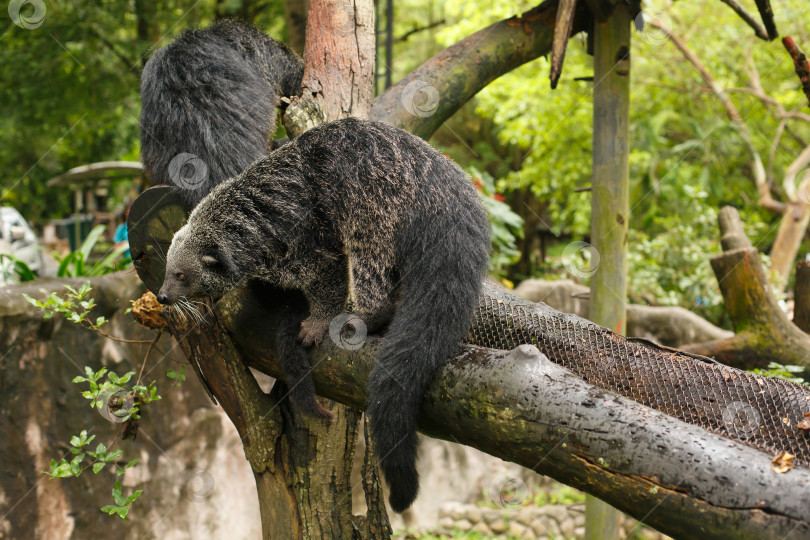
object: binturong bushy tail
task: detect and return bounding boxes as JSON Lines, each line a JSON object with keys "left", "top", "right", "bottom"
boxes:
{"left": 367, "top": 210, "right": 490, "bottom": 513}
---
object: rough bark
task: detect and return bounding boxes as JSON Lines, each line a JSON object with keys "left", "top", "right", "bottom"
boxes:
{"left": 586, "top": 5, "right": 631, "bottom": 537}
{"left": 684, "top": 207, "right": 810, "bottom": 369}
{"left": 217, "top": 313, "right": 810, "bottom": 540}
{"left": 285, "top": 0, "right": 375, "bottom": 136}
{"left": 369, "top": 0, "right": 589, "bottom": 139}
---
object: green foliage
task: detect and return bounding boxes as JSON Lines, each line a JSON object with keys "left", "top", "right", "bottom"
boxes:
{"left": 45, "top": 429, "right": 140, "bottom": 518}
{"left": 55, "top": 225, "right": 130, "bottom": 277}
{"left": 25, "top": 281, "right": 171, "bottom": 519}
{"left": 432, "top": 0, "right": 810, "bottom": 302}
{"left": 752, "top": 363, "right": 807, "bottom": 385}
{"left": 166, "top": 365, "right": 186, "bottom": 387}
{"left": 0, "top": 254, "right": 37, "bottom": 282}
{"left": 23, "top": 280, "right": 108, "bottom": 327}
{"left": 100, "top": 479, "right": 143, "bottom": 520}
{"left": 471, "top": 167, "right": 524, "bottom": 274}
{"left": 71, "top": 365, "right": 161, "bottom": 420}
{"left": 0, "top": 1, "right": 288, "bottom": 225}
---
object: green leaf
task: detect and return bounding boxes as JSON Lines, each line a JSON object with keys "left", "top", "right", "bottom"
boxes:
{"left": 79, "top": 225, "right": 107, "bottom": 262}
{"left": 124, "top": 489, "right": 143, "bottom": 506}
{"left": 56, "top": 252, "right": 77, "bottom": 278}
{"left": 100, "top": 504, "right": 129, "bottom": 520}
{"left": 111, "top": 479, "right": 126, "bottom": 506}
{"left": 93, "top": 462, "right": 106, "bottom": 474}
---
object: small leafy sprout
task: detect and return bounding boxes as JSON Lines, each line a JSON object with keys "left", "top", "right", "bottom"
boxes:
{"left": 23, "top": 281, "right": 107, "bottom": 328}
{"left": 166, "top": 365, "right": 186, "bottom": 387}
{"left": 100, "top": 479, "right": 144, "bottom": 520}
{"left": 71, "top": 366, "right": 161, "bottom": 422}
{"left": 45, "top": 430, "right": 125, "bottom": 479}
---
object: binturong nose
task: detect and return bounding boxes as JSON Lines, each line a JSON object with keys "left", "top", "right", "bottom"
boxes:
{"left": 156, "top": 292, "right": 169, "bottom": 304}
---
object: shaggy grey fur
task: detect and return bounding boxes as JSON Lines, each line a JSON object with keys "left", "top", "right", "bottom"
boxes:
{"left": 158, "top": 118, "right": 491, "bottom": 512}
{"left": 139, "top": 20, "right": 303, "bottom": 208}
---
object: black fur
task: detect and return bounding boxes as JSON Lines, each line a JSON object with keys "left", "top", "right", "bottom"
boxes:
{"left": 139, "top": 20, "right": 303, "bottom": 208}
{"left": 159, "top": 118, "right": 491, "bottom": 512}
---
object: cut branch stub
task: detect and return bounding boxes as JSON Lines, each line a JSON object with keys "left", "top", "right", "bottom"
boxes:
{"left": 684, "top": 207, "right": 810, "bottom": 369}
{"left": 717, "top": 206, "right": 753, "bottom": 251}
{"left": 549, "top": 0, "right": 578, "bottom": 89}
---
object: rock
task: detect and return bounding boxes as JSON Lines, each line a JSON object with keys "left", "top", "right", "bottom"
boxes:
{"left": 516, "top": 507, "right": 537, "bottom": 525}
{"left": 560, "top": 518, "right": 576, "bottom": 539}
{"left": 438, "top": 517, "right": 455, "bottom": 529}
{"left": 482, "top": 507, "right": 502, "bottom": 523}
{"left": 508, "top": 521, "right": 528, "bottom": 537}
{"left": 532, "top": 515, "right": 561, "bottom": 536}
{"left": 467, "top": 506, "right": 483, "bottom": 524}
{"left": 490, "top": 518, "right": 508, "bottom": 533}
{"left": 545, "top": 517, "right": 562, "bottom": 536}
{"left": 456, "top": 519, "right": 473, "bottom": 531}
{"left": 574, "top": 526, "right": 585, "bottom": 537}
{"left": 439, "top": 501, "right": 466, "bottom": 520}
{"left": 473, "top": 521, "right": 493, "bottom": 535}
{"left": 539, "top": 504, "right": 569, "bottom": 524}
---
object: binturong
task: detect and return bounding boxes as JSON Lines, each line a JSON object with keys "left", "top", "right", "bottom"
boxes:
{"left": 157, "top": 118, "right": 491, "bottom": 512}
{"left": 140, "top": 20, "right": 303, "bottom": 209}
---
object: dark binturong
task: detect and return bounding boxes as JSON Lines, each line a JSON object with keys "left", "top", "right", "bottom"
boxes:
{"left": 139, "top": 20, "right": 303, "bottom": 208}
{"left": 157, "top": 118, "right": 491, "bottom": 511}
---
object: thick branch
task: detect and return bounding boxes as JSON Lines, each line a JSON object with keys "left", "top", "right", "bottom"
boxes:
{"left": 224, "top": 326, "right": 810, "bottom": 539}
{"left": 370, "top": 0, "right": 589, "bottom": 139}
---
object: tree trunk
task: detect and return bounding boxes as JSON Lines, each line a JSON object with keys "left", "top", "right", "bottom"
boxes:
{"left": 134, "top": 1, "right": 388, "bottom": 538}
{"left": 586, "top": 4, "right": 631, "bottom": 538}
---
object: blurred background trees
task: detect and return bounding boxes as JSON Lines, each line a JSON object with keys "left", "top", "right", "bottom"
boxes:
{"left": 2, "top": 0, "right": 809, "bottom": 326}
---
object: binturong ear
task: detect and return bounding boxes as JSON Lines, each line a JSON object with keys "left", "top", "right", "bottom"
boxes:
{"left": 202, "top": 248, "right": 239, "bottom": 276}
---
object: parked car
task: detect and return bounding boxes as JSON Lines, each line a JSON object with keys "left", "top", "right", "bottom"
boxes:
{"left": 0, "top": 206, "right": 43, "bottom": 278}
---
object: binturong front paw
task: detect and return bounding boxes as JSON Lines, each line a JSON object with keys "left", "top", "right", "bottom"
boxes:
{"left": 299, "top": 316, "right": 331, "bottom": 347}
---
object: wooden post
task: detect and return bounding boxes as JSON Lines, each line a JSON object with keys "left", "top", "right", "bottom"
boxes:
{"left": 586, "top": 2, "right": 631, "bottom": 538}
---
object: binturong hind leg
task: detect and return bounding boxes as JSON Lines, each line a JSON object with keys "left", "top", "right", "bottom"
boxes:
{"left": 276, "top": 307, "right": 333, "bottom": 419}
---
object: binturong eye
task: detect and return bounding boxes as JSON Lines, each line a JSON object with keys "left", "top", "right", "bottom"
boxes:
{"left": 177, "top": 273, "right": 186, "bottom": 281}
